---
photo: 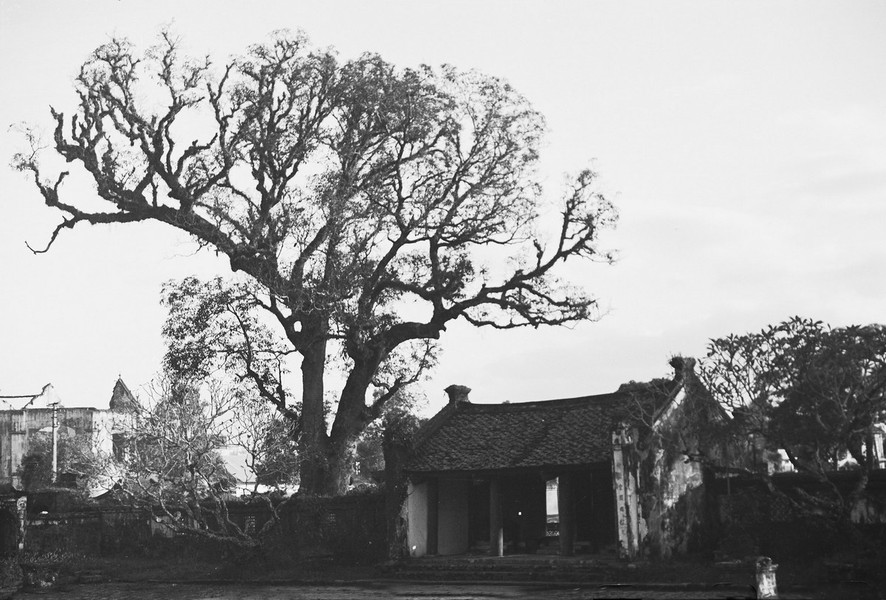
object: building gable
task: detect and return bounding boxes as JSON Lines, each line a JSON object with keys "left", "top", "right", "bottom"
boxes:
{"left": 108, "top": 378, "right": 138, "bottom": 412}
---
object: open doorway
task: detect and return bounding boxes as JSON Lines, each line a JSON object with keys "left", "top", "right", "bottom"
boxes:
{"left": 466, "top": 474, "right": 546, "bottom": 554}
{"left": 543, "top": 468, "right": 617, "bottom": 555}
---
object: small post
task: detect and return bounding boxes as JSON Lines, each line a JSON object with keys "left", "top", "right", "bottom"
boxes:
{"left": 50, "top": 402, "right": 59, "bottom": 484}
{"left": 755, "top": 556, "right": 778, "bottom": 599}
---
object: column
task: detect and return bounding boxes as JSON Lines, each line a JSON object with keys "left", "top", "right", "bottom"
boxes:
{"left": 612, "top": 422, "right": 640, "bottom": 560}
{"left": 557, "top": 474, "right": 575, "bottom": 556}
{"left": 489, "top": 478, "right": 503, "bottom": 556}
{"left": 427, "top": 478, "right": 439, "bottom": 555}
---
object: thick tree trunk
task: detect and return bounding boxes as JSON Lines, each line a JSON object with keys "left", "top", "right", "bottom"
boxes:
{"left": 315, "top": 360, "right": 378, "bottom": 495}
{"left": 296, "top": 318, "right": 331, "bottom": 495}
{"left": 298, "top": 350, "right": 377, "bottom": 496}
{"left": 324, "top": 443, "right": 357, "bottom": 495}
{"left": 299, "top": 430, "right": 359, "bottom": 496}
{"left": 383, "top": 426, "right": 410, "bottom": 560}
{"left": 298, "top": 436, "right": 333, "bottom": 496}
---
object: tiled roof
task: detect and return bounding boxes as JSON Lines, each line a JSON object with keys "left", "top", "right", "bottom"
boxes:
{"left": 407, "top": 388, "right": 673, "bottom": 474}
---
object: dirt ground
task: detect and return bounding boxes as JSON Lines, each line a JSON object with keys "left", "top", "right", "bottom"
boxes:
{"left": 1, "top": 581, "right": 786, "bottom": 599}
{"left": 16, "top": 552, "right": 886, "bottom": 599}
{"left": 16, "top": 581, "right": 885, "bottom": 600}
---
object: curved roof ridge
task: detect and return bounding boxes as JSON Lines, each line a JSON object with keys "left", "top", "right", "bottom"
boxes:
{"left": 462, "top": 391, "right": 626, "bottom": 412}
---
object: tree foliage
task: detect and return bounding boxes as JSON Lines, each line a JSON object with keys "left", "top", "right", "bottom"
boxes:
{"left": 250, "top": 415, "right": 300, "bottom": 487}
{"left": 353, "top": 385, "right": 426, "bottom": 487}
{"left": 15, "top": 30, "right": 617, "bottom": 494}
{"left": 161, "top": 276, "right": 299, "bottom": 423}
{"left": 699, "top": 317, "right": 886, "bottom": 519}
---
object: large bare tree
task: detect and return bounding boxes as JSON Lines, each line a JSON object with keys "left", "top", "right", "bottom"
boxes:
{"left": 14, "top": 31, "right": 617, "bottom": 494}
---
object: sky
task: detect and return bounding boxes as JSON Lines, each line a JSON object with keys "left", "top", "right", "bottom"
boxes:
{"left": 1, "top": 1, "right": 885, "bottom": 416}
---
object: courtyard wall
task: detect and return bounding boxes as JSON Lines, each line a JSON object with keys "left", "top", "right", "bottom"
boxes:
{"left": 23, "top": 491, "right": 387, "bottom": 564}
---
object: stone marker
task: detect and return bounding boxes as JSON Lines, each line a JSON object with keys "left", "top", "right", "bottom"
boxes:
{"left": 755, "top": 556, "right": 778, "bottom": 599}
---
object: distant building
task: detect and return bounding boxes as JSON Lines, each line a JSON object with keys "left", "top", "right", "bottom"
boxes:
{"left": 0, "top": 378, "right": 136, "bottom": 488}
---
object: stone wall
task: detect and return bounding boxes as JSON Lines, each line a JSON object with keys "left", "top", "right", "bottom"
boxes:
{"left": 271, "top": 493, "right": 387, "bottom": 563}
{"left": 23, "top": 492, "right": 387, "bottom": 564}
{"left": 25, "top": 507, "right": 156, "bottom": 556}
{"left": 713, "top": 471, "right": 886, "bottom": 560}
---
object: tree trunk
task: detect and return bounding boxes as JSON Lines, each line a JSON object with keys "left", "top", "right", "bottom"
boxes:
{"left": 383, "top": 425, "right": 411, "bottom": 560}
{"left": 323, "top": 443, "right": 356, "bottom": 496}
{"left": 298, "top": 359, "right": 376, "bottom": 496}
{"left": 296, "top": 432, "right": 358, "bottom": 496}
{"left": 310, "top": 360, "right": 377, "bottom": 495}
{"left": 296, "top": 315, "right": 387, "bottom": 496}
{"left": 296, "top": 318, "right": 330, "bottom": 495}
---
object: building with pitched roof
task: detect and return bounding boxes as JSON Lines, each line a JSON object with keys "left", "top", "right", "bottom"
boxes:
{"left": 400, "top": 357, "right": 727, "bottom": 560}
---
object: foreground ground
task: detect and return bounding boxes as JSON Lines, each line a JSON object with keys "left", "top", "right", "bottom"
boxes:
{"left": 15, "top": 553, "right": 886, "bottom": 599}
{"left": 12, "top": 580, "right": 861, "bottom": 599}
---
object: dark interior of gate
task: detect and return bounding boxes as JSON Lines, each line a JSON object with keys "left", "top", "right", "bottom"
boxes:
{"left": 419, "top": 464, "right": 617, "bottom": 557}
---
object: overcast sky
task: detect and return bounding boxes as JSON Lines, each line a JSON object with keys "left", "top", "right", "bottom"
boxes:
{"left": 1, "top": 1, "right": 884, "bottom": 415}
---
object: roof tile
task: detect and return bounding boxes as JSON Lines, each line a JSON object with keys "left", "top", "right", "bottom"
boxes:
{"left": 407, "top": 390, "right": 667, "bottom": 473}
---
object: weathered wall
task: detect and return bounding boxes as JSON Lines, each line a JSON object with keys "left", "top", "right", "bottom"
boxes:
{"left": 272, "top": 493, "right": 386, "bottom": 562}
{"left": 24, "top": 505, "right": 153, "bottom": 556}
{"left": 0, "top": 414, "right": 25, "bottom": 486}
{"left": 406, "top": 481, "right": 428, "bottom": 557}
{"left": 437, "top": 478, "right": 469, "bottom": 555}
{"left": 24, "top": 493, "right": 388, "bottom": 564}
{"left": 0, "top": 407, "right": 115, "bottom": 486}
{"left": 714, "top": 471, "right": 886, "bottom": 560}
{"left": 642, "top": 448, "right": 707, "bottom": 558}
{"left": 637, "top": 368, "right": 722, "bottom": 559}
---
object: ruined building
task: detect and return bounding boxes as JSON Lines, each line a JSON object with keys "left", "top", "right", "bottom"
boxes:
{"left": 0, "top": 378, "right": 136, "bottom": 489}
